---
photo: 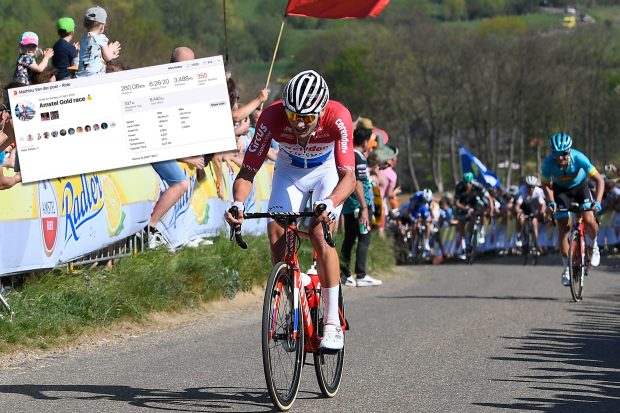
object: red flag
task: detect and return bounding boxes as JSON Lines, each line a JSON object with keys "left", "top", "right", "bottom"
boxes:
{"left": 286, "top": 0, "right": 390, "bottom": 19}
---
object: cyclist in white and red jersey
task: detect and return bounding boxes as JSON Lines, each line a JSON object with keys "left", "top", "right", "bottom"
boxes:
{"left": 225, "top": 70, "right": 355, "bottom": 350}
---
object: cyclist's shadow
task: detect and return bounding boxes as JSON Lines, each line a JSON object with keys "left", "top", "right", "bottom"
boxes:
{"left": 0, "top": 384, "right": 292, "bottom": 412}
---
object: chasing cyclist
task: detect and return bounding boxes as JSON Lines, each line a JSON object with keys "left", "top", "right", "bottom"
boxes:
{"left": 514, "top": 176, "right": 546, "bottom": 250}
{"left": 541, "top": 133, "right": 604, "bottom": 286}
{"left": 406, "top": 188, "right": 434, "bottom": 256}
{"left": 454, "top": 172, "right": 495, "bottom": 258}
{"left": 225, "top": 70, "right": 355, "bottom": 350}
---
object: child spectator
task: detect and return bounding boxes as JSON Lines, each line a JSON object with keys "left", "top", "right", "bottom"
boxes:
{"left": 52, "top": 17, "right": 79, "bottom": 80}
{"left": 76, "top": 6, "right": 121, "bottom": 77}
{"left": 13, "top": 32, "right": 54, "bottom": 85}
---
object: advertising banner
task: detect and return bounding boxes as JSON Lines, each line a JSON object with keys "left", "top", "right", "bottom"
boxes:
{"left": 0, "top": 166, "right": 158, "bottom": 274}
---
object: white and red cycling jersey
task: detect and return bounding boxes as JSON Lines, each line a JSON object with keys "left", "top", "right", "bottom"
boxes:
{"left": 242, "top": 100, "right": 355, "bottom": 173}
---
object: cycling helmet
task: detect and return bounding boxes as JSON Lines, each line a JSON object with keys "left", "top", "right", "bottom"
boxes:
{"left": 549, "top": 132, "right": 572, "bottom": 152}
{"left": 422, "top": 188, "right": 433, "bottom": 203}
{"left": 282, "top": 70, "right": 329, "bottom": 115}
{"left": 463, "top": 172, "right": 474, "bottom": 183}
{"left": 524, "top": 175, "right": 539, "bottom": 187}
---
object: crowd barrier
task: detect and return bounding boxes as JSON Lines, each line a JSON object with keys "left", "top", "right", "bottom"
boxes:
{"left": 0, "top": 162, "right": 274, "bottom": 276}
{"left": 3, "top": 158, "right": 619, "bottom": 276}
{"left": 435, "top": 211, "right": 620, "bottom": 256}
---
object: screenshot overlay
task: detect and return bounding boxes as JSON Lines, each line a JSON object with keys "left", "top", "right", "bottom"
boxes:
{"left": 9, "top": 55, "right": 236, "bottom": 183}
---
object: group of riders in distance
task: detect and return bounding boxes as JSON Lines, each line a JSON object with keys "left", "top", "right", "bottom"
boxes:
{"left": 395, "top": 133, "right": 603, "bottom": 284}
{"left": 224, "top": 70, "right": 604, "bottom": 410}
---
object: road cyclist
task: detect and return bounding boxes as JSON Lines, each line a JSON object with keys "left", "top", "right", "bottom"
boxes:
{"left": 514, "top": 175, "right": 546, "bottom": 261}
{"left": 405, "top": 188, "right": 434, "bottom": 260}
{"left": 225, "top": 69, "right": 355, "bottom": 351}
{"left": 541, "top": 132, "right": 604, "bottom": 286}
{"left": 454, "top": 172, "right": 495, "bottom": 260}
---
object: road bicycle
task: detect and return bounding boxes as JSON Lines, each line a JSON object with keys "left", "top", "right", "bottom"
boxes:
{"left": 410, "top": 220, "right": 429, "bottom": 264}
{"left": 521, "top": 214, "right": 540, "bottom": 266}
{"left": 466, "top": 212, "right": 483, "bottom": 265}
{"left": 229, "top": 206, "right": 347, "bottom": 411}
{"left": 558, "top": 202, "right": 594, "bottom": 302}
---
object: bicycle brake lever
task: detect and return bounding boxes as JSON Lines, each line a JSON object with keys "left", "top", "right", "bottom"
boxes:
{"left": 228, "top": 205, "right": 248, "bottom": 249}
{"left": 321, "top": 221, "right": 336, "bottom": 248}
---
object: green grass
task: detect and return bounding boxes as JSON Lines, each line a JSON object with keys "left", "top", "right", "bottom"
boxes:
{"left": 0, "top": 231, "right": 393, "bottom": 352}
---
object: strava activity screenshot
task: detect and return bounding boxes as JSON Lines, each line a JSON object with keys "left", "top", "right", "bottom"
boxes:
{"left": 9, "top": 55, "right": 236, "bottom": 183}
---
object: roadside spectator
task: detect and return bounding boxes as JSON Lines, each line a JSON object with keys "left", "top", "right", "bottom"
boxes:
{"left": 376, "top": 144, "right": 399, "bottom": 237}
{"left": 76, "top": 6, "right": 121, "bottom": 77}
{"left": 32, "top": 67, "right": 58, "bottom": 84}
{"left": 340, "top": 126, "right": 382, "bottom": 287}
{"left": 367, "top": 151, "right": 385, "bottom": 227}
{"left": 145, "top": 46, "right": 208, "bottom": 247}
{"left": 13, "top": 32, "right": 54, "bottom": 85}
{"left": 106, "top": 60, "right": 130, "bottom": 73}
{"left": 52, "top": 17, "right": 79, "bottom": 80}
{"left": 0, "top": 93, "right": 21, "bottom": 189}
{"left": 602, "top": 179, "right": 620, "bottom": 213}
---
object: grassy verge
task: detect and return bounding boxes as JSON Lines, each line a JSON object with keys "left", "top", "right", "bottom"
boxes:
{"left": 0, "top": 232, "right": 394, "bottom": 353}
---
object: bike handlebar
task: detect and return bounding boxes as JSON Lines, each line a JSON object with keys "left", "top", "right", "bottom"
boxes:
{"left": 228, "top": 204, "right": 336, "bottom": 249}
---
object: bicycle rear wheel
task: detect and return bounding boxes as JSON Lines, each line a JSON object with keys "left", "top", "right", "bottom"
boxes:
{"left": 568, "top": 230, "right": 584, "bottom": 302}
{"left": 262, "top": 262, "right": 304, "bottom": 411}
{"left": 314, "top": 284, "right": 345, "bottom": 398}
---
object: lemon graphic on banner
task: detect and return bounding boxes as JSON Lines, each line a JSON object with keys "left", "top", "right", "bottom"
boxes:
{"left": 102, "top": 175, "right": 125, "bottom": 236}
{"left": 191, "top": 182, "right": 210, "bottom": 224}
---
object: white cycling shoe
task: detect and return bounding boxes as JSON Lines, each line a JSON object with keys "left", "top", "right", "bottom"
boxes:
{"left": 561, "top": 267, "right": 570, "bottom": 287}
{"left": 591, "top": 245, "right": 601, "bottom": 267}
{"left": 319, "top": 324, "right": 344, "bottom": 351}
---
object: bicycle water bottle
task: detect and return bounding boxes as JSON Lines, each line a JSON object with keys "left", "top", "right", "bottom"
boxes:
{"left": 306, "top": 265, "right": 320, "bottom": 308}
{"left": 354, "top": 207, "right": 369, "bottom": 235}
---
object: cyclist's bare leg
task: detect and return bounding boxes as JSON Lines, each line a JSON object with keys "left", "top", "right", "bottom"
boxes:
{"left": 425, "top": 218, "right": 432, "bottom": 241}
{"left": 309, "top": 221, "right": 339, "bottom": 288}
{"left": 267, "top": 221, "right": 286, "bottom": 265}
{"left": 532, "top": 217, "right": 539, "bottom": 241}
{"left": 583, "top": 210, "right": 599, "bottom": 241}
{"left": 456, "top": 220, "right": 466, "bottom": 246}
{"left": 557, "top": 217, "right": 570, "bottom": 258}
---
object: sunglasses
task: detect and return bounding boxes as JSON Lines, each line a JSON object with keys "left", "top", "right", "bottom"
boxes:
{"left": 286, "top": 110, "right": 318, "bottom": 124}
{"left": 553, "top": 150, "right": 570, "bottom": 158}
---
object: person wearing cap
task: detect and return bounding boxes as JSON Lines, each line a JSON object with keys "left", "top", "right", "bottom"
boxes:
{"left": 76, "top": 6, "right": 121, "bottom": 77}
{"left": 52, "top": 17, "right": 79, "bottom": 80}
{"left": 13, "top": 32, "right": 54, "bottom": 85}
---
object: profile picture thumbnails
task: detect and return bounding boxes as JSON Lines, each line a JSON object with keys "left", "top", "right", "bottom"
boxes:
{"left": 14, "top": 101, "right": 36, "bottom": 121}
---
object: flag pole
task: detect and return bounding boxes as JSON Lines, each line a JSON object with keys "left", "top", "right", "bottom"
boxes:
{"left": 261, "top": 16, "right": 287, "bottom": 110}
{"left": 223, "top": 0, "right": 229, "bottom": 65}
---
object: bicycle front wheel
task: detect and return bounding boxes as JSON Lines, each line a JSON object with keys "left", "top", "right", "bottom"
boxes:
{"left": 262, "top": 262, "right": 304, "bottom": 411}
{"left": 521, "top": 229, "right": 529, "bottom": 266}
{"left": 568, "top": 230, "right": 584, "bottom": 302}
{"left": 467, "top": 229, "right": 477, "bottom": 265}
{"left": 530, "top": 230, "right": 539, "bottom": 266}
{"left": 314, "top": 284, "right": 345, "bottom": 398}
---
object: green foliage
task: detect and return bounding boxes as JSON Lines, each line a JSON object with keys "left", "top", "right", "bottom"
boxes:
{"left": 442, "top": 0, "right": 467, "bottom": 21}
{"left": 324, "top": 46, "right": 377, "bottom": 115}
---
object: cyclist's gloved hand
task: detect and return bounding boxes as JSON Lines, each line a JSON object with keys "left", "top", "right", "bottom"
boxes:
{"left": 593, "top": 201, "right": 602, "bottom": 213}
{"left": 581, "top": 201, "right": 593, "bottom": 211}
{"left": 225, "top": 201, "right": 245, "bottom": 226}
{"left": 547, "top": 201, "right": 557, "bottom": 213}
{"left": 313, "top": 198, "right": 337, "bottom": 222}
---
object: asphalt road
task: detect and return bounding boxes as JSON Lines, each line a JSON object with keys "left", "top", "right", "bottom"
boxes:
{"left": 0, "top": 254, "right": 619, "bottom": 413}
